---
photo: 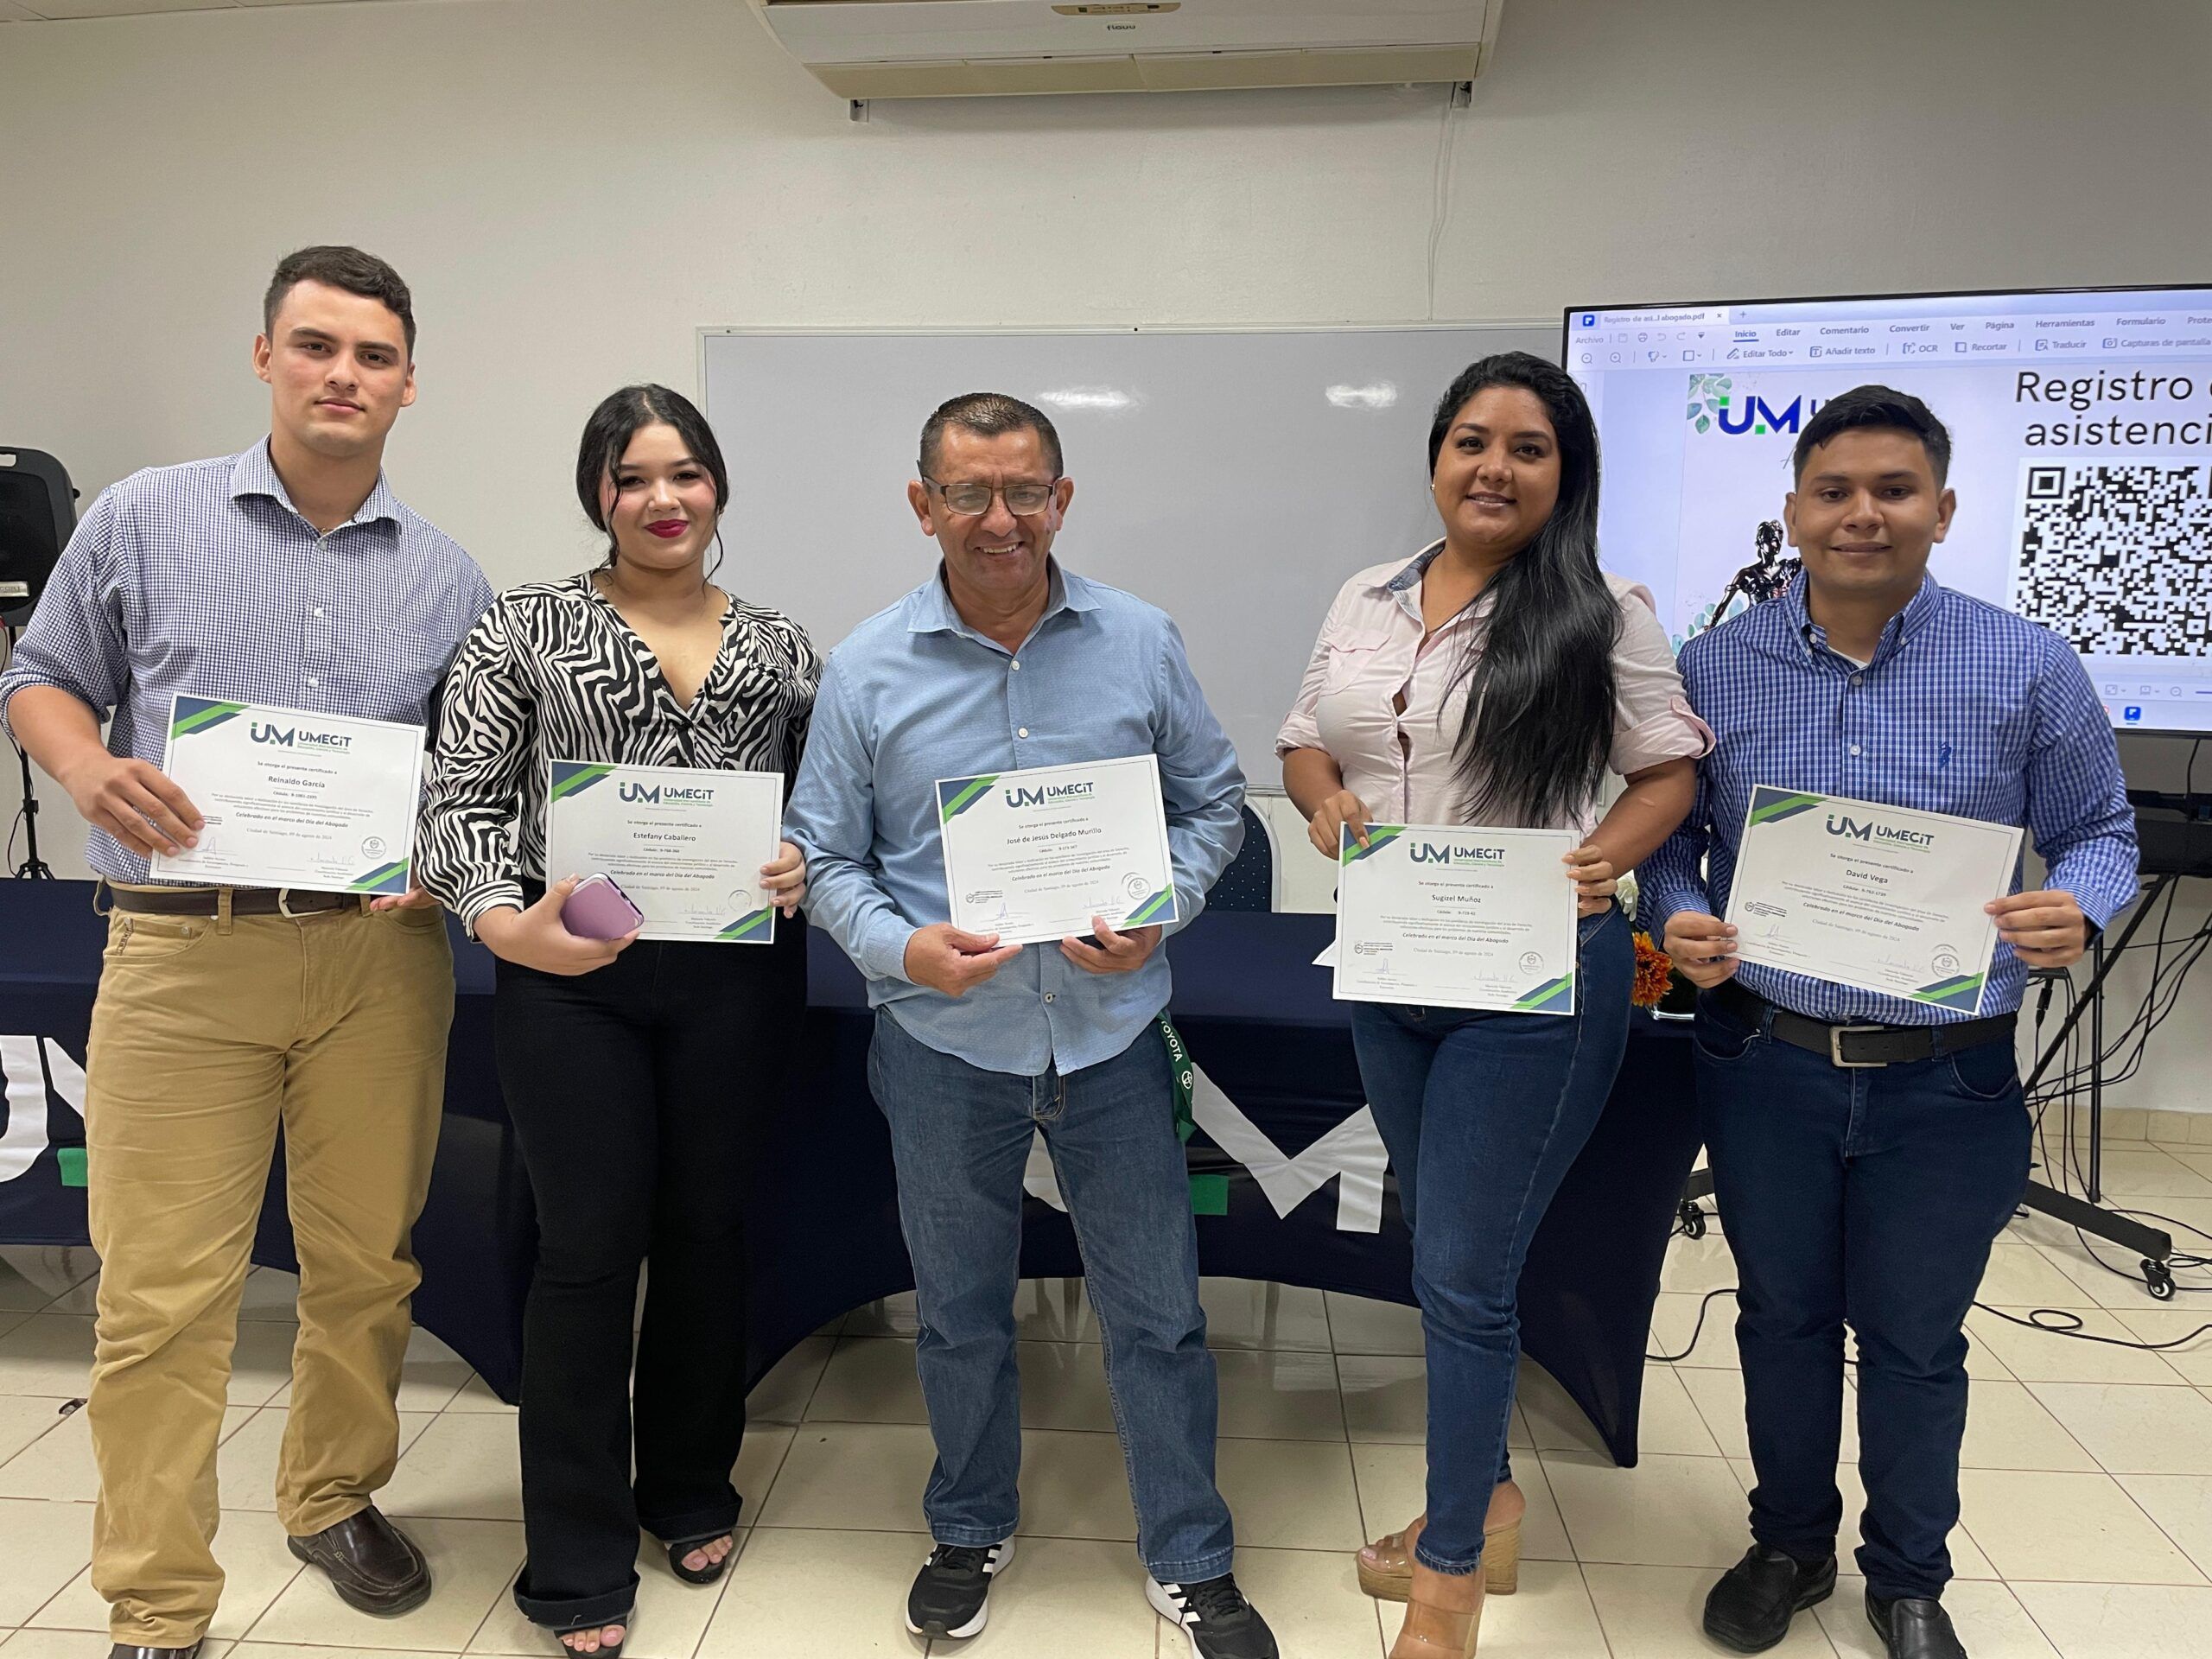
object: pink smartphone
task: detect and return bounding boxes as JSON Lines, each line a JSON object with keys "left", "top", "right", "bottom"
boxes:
{"left": 562, "top": 874, "right": 644, "bottom": 940}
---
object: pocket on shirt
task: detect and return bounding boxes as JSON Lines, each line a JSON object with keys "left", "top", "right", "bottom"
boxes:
{"left": 1320, "top": 630, "right": 1392, "bottom": 693}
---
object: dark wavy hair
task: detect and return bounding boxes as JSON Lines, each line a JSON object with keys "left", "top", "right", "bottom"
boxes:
{"left": 575, "top": 385, "right": 730, "bottom": 577}
{"left": 1426, "top": 353, "right": 1619, "bottom": 825}
{"left": 264, "top": 245, "right": 416, "bottom": 356}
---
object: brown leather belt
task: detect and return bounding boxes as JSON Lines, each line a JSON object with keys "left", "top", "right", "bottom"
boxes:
{"left": 102, "top": 882, "right": 357, "bottom": 918}
{"left": 1713, "top": 979, "right": 2015, "bottom": 1068}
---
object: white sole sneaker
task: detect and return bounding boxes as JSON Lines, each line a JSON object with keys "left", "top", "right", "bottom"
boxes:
{"left": 1147, "top": 1576, "right": 1199, "bottom": 1657}
{"left": 906, "top": 1538, "right": 1016, "bottom": 1641}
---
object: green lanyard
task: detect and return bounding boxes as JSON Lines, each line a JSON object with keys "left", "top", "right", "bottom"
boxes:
{"left": 1158, "top": 1014, "right": 1229, "bottom": 1214}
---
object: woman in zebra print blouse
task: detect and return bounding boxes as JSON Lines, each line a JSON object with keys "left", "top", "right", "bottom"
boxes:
{"left": 418, "top": 386, "right": 819, "bottom": 1658}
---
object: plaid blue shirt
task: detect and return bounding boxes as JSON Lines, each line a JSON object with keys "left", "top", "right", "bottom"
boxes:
{"left": 786, "top": 563, "right": 1244, "bottom": 1077}
{"left": 1638, "top": 573, "right": 2138, "bottom": 1024}
{"left": 0, "top": 441, "right": 492, "bottom": 884}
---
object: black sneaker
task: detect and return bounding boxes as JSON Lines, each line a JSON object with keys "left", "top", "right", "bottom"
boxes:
{"left": 1703, "top": 1544, "right": 1838, "bottom": 1653}
{"left": 906, "top": 1539, "right": 1014, "bottom": 1640}
{"left": 1147, "top": 1573, "right": 1279, "bottom": 1659}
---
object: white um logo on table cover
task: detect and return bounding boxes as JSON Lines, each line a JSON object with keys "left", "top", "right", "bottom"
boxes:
{"left": 1020, "top": 1059, "right": 1388, "bottom": 1233}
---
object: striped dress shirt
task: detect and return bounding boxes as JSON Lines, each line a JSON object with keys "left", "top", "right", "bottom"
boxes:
{"left": 1637, "top": 573, "right": 2139, "bottom": 1024}
{"left": 0, "top": 441, "right": 492, "bottom": 884}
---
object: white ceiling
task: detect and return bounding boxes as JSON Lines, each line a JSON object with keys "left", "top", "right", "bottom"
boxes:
{"left": 3, "top": 1, "right": 423, "bottom": 20}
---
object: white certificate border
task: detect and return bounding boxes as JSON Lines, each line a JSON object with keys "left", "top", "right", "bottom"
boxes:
{"left": 934, "top": 753, "right": 1181, "bottom": 947}
{"left": 153, "top": 695, "right": 425, "bottom": 893}
{"left": 544, "top": 757, "right": 784, "bottom": 945}
{"left": 1726, "top": 785, "right": 2024, "bottom": 1016}
{"left": 1331, "top": 823, "right": 1582, "bottom": 1016}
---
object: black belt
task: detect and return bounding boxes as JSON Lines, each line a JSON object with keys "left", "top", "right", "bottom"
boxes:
{"left": 102, "top": 882, "right": 356, "bottom": 918}
{"left": 1713, "top": 979, "right": 2014, "bottom": 1069}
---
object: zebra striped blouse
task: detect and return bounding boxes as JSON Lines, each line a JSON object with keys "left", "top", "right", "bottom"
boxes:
{"left": 418, "top": 571, "right": 821, "bottom": 930}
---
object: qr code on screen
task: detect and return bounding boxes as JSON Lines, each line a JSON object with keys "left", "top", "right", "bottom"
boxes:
{"left": 2013, "top": 461, "right": 2212, "bottom": 656}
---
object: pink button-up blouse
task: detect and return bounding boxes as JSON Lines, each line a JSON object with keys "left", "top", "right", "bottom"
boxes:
{"left": 1276, "top": 543, "right": 1714, "bottom": 837}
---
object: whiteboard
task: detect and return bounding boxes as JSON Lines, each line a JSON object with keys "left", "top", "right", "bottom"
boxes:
{"left": 700, "top": 324, "right": 1556, "bottom": 776}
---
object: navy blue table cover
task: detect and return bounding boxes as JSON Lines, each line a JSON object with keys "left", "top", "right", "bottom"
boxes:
{"left": 0, "top": 880, "right": 1699, "bottom": 1465}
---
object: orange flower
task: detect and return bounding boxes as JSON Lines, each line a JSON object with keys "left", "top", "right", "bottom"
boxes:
{"left": 1631, "top": 931, "right": 1675, "bottom": 1009}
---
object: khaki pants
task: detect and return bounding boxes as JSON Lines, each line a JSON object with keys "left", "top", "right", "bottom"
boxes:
{"left": 82, "top": 896, "right": 455, "bottom": 1646}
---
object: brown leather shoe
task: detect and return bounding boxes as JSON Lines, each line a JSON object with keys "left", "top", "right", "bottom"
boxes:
{"left": 109, "top": 1645, "right": 203, "bottom": 1659}
{"left": 287, "top": 1506, "right": 433, "bottom": 1615}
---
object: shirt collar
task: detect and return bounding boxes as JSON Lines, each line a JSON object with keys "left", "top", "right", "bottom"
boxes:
{"left": 1378, "top": 538, "right": 1493, "bottom": 627}
{"left": 906, "top": 556, "right": 1097, "bottom": 641}
{"left": 1785, "top": 569, "right": 1943, "bottom": 665}
{"left": 229, "top": 437, "right": 404, "bottom": 534}
{"left": 1380, "top": 539, "right": 1447, "bottom": 594}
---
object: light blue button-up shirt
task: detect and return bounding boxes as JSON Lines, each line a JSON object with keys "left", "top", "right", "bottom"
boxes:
{"left": 785, "top": 562, "right": 1244, "bottom": 1076}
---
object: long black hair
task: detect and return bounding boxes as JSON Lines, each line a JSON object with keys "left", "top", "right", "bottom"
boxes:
{"left": 1427, "top": 353, "right": 1619, "bottom": 825}
{"left": 575, "top": 384, "right": 731, "bottom": 578}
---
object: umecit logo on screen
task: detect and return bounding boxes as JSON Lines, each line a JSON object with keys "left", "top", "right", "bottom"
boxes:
{"left": 1686, "top": 373, "right": 1827, "bottom": 437}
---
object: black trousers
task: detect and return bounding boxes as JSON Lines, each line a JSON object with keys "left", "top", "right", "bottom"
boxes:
{"left": 494, "top": 918, "right": 808, "bottom": 1628}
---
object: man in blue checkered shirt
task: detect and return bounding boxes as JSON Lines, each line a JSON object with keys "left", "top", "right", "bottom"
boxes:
{"left": 1639, "top": 387, "right": 2137, "bottom": 1659}
{"left": 0, "top": 248, "right": 490, "bottom": 1659}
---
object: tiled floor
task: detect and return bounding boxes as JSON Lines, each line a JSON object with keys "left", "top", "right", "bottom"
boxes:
{"left": 9, "top": 1134, "right": 2212, "bottom": 1657}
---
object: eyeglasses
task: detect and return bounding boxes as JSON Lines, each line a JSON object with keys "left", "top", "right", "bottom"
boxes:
{"left": 922, "top": 476, "right": 1060, "bottom": 518}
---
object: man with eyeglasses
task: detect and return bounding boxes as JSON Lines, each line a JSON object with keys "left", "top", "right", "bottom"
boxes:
{"left": 786, "top": 393, "right": 1274, "bottom": 1658}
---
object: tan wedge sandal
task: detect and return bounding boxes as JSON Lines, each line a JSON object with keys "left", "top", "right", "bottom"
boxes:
{"left": 1357, "top": 1478, "right": 1524, "bottom": 1600}
{"left": 1387, "top": 1519, "right": 1487, "bottom": 1659}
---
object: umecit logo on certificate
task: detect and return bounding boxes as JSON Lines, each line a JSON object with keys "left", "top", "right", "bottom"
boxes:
{"left": 543, "top": 760, "right": 785, "bottom": 944}
{"left": 1332, "top": 823, "right": 1580, "bottom": 1014}
{"left": 1726, "top": 785, "right": 2024, "bottom": 1014}
{"left": 936, "top": 753, "right": 1179, "bottom": 948}
{"left": 151, "top": 696, "right": 426, "bottom": 893}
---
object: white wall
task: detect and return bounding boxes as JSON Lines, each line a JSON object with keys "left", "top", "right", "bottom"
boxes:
{"left": 2, "top": 0, "right": 2207, "bottom": 1108}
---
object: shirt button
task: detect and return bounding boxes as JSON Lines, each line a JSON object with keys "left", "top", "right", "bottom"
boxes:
{"left": 1849, "top": 674, "right": 1863, "bottom": 687}
{"left": 1010, "top": 659, "right": 1020, "bottom": 671}
{"left": 1848, "top": 743, "right": 1862, "bottom": 756}
{"left": 313, "top": 607, "right": 326, "bottom": 619}
{"left": 305, "top": 677, "right": 320, "bottom": 689}
{"left": 1017, "top": 727, "right": 1030, "bottom": 739}
{"left": 1043, "top": 991, "right": 1057, "bottom": 1004}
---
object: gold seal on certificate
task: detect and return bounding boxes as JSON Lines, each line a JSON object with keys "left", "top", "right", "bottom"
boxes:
{"left": 1332, "top": 823, "right": 1580, "bottom": 1014}
{"left": 935, "top": 753, "right": 1179, "bottom": 948}
{"left": 1726, "top": 785, "right": 2024, "bottom": 1013}
{"left": 543, "top": 760, "right": 785, "bottom": 944}
{"left": 150, "top": 696, "right": 426, "bottom": 893}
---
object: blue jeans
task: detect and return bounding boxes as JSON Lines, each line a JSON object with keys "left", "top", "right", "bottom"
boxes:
{"left": 1694, "top": 990, "right": 2030, "bottom": 1602}
{"left": 868, "top": 1007, "right": 1235, "bottom": 1584}
{"left": 1350, "top": 905, "right": 1632, "bottom": 1573}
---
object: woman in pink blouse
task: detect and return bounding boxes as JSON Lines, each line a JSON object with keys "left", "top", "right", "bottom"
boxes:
{"left": 1278, "top": 353, "right": 1709, "bottom": 1659}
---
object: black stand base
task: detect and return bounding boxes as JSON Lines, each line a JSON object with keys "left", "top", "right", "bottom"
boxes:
{"left": 1675, "top": 1167, "right": 2176, "bottom": 1297}
{"left": 12, "top": 737, "right": 53, "bottom": 880}
{"left": 2018, "top": 1179, "right": 2176, "bottom": 1299}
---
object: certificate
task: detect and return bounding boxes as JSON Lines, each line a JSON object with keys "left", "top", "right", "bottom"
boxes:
{"left": 936, "top": 753, "right": 1179, "bottom": 947}
{"left": 1332, "top": 823, "right": 1580, "bottom": 1014}
{"left": 151, "top": 696, "right": 424, "bottom": 893}
{"left": 543, "top": 760, "right": 784, "bottom": 944}
{"left": 1726, "top": 785, "right": 2024, "bottom": 1013}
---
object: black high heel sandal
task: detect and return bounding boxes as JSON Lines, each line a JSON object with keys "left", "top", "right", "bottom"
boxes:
{"left": 666, "top": 1535, "right": 734, "bottom": 1586}
{"left": 551, "top": 1611, "right": 632, "bottom": 1659}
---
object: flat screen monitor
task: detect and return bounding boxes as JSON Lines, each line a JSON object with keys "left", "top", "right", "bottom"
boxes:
{"left": 1564, "top": 285, "right": 2212, "bottom": 736}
